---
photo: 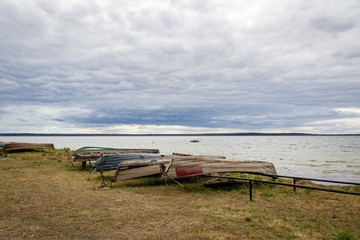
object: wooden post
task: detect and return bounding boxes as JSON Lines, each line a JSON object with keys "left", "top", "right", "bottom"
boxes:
{"left": 82, "top": 161, "right": 87, "bottom": 170}
{"left": 249, "top": 180, "right": 253, "bottom": 201}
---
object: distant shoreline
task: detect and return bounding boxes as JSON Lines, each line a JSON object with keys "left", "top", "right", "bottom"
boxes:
{"left": 1, "top": 133, "right": 359, "bottom": 136}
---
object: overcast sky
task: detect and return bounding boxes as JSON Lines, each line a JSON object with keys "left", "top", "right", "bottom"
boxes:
{"left": 1, "top": 0, "right": 360, "bottom": 134}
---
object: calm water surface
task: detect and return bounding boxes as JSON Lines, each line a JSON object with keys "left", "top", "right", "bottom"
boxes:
{"left": 2, "top": 136, "right": 359, "bottom": 183}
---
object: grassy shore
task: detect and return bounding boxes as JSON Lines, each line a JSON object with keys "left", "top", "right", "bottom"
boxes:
{"left": 0, "top": 149, "right": 359, "bottom": 240}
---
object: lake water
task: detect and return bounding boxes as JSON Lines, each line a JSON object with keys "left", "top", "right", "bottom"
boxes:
{"left": 1, "top": 135, "right": 360, "bottom": 184}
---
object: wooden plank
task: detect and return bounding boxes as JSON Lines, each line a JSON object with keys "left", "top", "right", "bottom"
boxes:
{"left": 115, "top": 165, "right": 168, "bottom": 181}
{"left": 117, "top": 158, "right": 171, "bottom": 168}
{"left": 172, "top": 152, "right": 192, "bottom": 156}
{"left": 172, "top": 153, "right": 226, "bottom": 158}
{"left": 3, "top": 143, "right": 54, "bottom": 151}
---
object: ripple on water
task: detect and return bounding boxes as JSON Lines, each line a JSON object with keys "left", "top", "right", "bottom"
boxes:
{"left": 347, "top": 165, "right": 360, "bottom": 169}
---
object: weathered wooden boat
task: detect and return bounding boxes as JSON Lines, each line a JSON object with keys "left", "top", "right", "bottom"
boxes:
{"left": 111, "top": 155, "right": 275, "bottom": 183}
{"left": 90, "top": 153, "right": 179, "bottom": 173}
{"left": 1, "top": 142, "right": 54, "bottom": 151}
{"left": 71, "top": 147, "right": 160, "bottom": 162}
{"left": 70, "top": 146, "right": 160, "bottom": 169}
{"left": 166, "top": 157, "right": 277, "bottom": 178}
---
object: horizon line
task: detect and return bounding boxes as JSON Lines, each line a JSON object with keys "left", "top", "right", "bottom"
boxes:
{"left": 1, "top": 133, "right": 359, "bottom": 136}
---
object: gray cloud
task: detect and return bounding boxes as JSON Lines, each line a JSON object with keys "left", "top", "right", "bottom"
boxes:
{"left": 1, "top": 0, "right": 360, "bottom": 133}
{"left": 311, "top": 17, "right": 355, "bottom": 33}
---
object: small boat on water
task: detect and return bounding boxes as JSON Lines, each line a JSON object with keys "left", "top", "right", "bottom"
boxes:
{"left": 0, "top": 142, "right": 54, "bottom": 151}
{"left": 111, "top": 156, "right": 276, "bottom": 182}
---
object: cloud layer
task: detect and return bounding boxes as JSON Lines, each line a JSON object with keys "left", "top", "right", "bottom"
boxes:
{"left": 1, "top": 0, "right": 360, "bottom": 133}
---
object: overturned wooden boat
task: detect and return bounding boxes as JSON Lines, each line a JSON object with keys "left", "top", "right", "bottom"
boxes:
{"left": 1, "top": 142, "right": 54, "bottom": 151}
{"left": 111, "top": 156, "right": 276, "bottom": 183}
{"left": 70, "top": 146, "right": 160, "bottom": 169}
{"left": 71, "top": 147, "right": 160, "bottom": 162}
{"left": 167, "top": 157, "right": 276, "bottom": 178}
{"left": 90, "top": 153, "right": 179, "bottom": 173}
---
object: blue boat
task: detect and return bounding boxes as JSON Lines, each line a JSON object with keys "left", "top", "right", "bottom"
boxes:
{"left": 90, "top": 153, "right": 179, "bottom": 173}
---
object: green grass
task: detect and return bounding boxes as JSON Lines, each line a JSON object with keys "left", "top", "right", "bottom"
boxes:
{"left": 0, "top": 149, "right": 359, "bottom": 239}
{"left": 336, "top": 232, "right": 355, "bottom": 240}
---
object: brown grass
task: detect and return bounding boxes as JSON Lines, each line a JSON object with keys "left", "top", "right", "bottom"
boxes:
{"left": 0, "top": 149, "right": 359, "bottom": 240}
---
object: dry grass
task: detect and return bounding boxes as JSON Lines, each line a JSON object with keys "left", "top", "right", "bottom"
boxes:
{"left": 0, "top": 149, "right": 359, "bottom": 240}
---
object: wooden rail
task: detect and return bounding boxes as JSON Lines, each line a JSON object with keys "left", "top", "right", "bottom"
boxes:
{"left": 203, "top": 174, "right": 360, "bottom": 201}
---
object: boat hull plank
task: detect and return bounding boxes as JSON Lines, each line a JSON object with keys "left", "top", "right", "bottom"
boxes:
{"left": 2, "top": 143, "right": 54, "bottom": 151}
{"left": 115, "top": 165, "right": 169, "bottom": 181}
{"left": 117, "top": 158, "right": 172, "bottom": 169}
